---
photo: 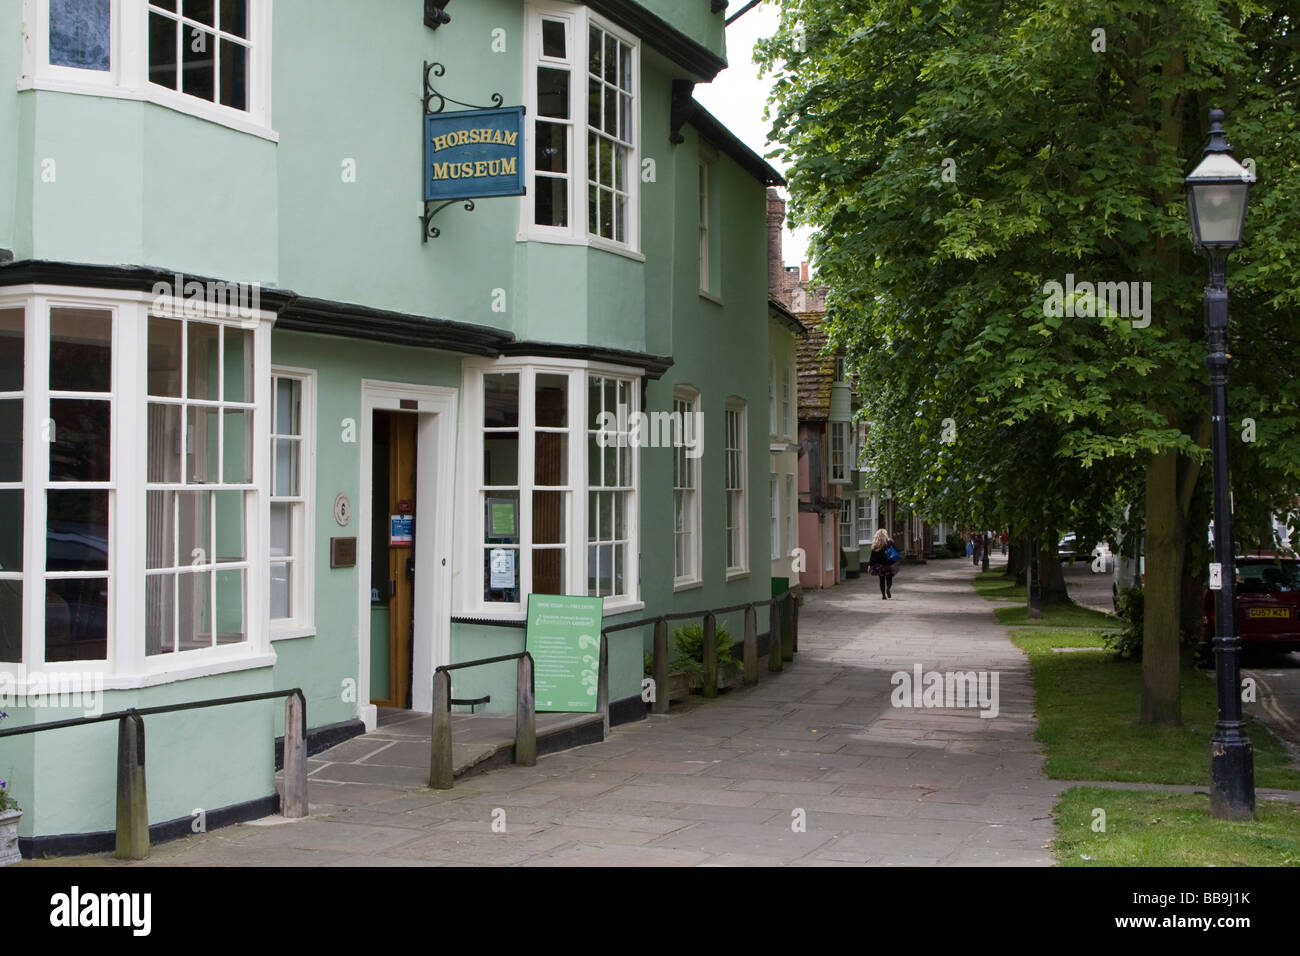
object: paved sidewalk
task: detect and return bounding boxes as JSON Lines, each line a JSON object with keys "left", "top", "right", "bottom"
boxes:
{"left": 43, "top": 558, "right": 1062, "bottom": 867}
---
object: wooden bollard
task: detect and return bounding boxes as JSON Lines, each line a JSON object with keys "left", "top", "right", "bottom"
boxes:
{"left": 743, "top": 605, "right": 758, "bottom": 686}
{"left": 781, "top": 594, "right": 795, "bottom": 662}
{"left": 429, "top": 670, "right": 453, "bottom": 789}
{"left": 652, "top": 618, "right": 669, "bottom": 715}
{"left": 114, "top": 711, "right": 149, "bottom": 860}
{"left": 282, "top": 691, "right": 309, "bottom": 818}
{"left": 768, "top": 600, "right": 783, "bottom": 672}
{"left": 597, "top": 633, "right": 610, "bottom": 739}
{"left": 792, "top": 596, "right": 800, "bottom": 654}
{"left": 702, "top": 612, "right": 718, "bottom": 698}
{"left": 515, "top": 654, "right": 537, "bottom": 766}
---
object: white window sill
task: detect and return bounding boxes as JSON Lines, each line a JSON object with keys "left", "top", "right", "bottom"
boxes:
{"left": 98, "top": 651, "right": 279, "bottom": 691}
{"left": 270, "top": 623, "right": 317, "bottom": 642}
{"left": 516, "top": 233, "right": 646, "bottom": 263}
{"left": 17, "top": 75, "right": 279, "bottom": 142}
{"left": 673, "top": 578, "right": 703, "bottom": 593}
{"left": 602, "top": 599, "right": 645, "bottom": 618}
{"left": 725, "top": 569, "right": 750, "bottom": 582}
{"left": 699, "top": 290, "right": 724, "bottom": 307}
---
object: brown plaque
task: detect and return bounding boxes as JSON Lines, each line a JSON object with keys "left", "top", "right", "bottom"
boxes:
{"left": 330, "top": 537, "right": 357, "bottom": 568}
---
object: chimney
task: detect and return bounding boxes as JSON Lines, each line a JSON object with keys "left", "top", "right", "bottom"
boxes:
{"left": 801, "top": 261, "right": 809, "bottom": 282}
{"left": 766, "top": 187, "right": 786, "bottom": 297}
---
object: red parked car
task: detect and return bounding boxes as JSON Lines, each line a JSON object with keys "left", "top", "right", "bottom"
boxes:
{"left": 1200, "top": 557, "right": 1300, "bottom": 662}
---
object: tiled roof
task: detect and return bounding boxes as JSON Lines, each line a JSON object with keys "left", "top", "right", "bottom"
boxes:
{"left": 796, "top": 310, "right": 835, "bottom": 420}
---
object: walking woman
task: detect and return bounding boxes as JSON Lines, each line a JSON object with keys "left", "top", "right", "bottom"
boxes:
{"left": 867, "top": 528, "right": 898, "bottom": 599}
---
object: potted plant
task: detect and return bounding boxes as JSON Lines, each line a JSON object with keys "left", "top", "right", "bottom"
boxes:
{"left": 0, "top": 712, "right": 20, "bottom": 867}
{"left": 672, "top": 621, "right": 741, "bottom": 692}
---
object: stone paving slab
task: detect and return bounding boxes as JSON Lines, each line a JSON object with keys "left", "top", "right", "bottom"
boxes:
{"left": 36, "top": 556, "right": 1073, "bottom": 867}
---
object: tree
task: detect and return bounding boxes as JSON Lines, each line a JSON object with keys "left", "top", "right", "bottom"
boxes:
{"left": 758, "top": 0, "right": 1300, "bottom": 725}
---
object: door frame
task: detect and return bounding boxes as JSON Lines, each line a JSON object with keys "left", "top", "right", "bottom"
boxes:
{"left": 356, "top": 380, "right": 458, "bottom": 729}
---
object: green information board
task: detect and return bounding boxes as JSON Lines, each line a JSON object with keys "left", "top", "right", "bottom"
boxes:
{"left": 525, "top": 594, "right": 603, "bottom": 713}
{"left": 489, "top": 499, "right": 516, "bottom": 537}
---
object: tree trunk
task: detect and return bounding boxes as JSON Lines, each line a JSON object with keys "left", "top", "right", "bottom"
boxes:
{"left": 1141, "top": 451, "right": 1185, "bottom": 726}
{"left": 1005, "top": 540, "right": 1020, "bottom": 578}
{"left": 1038, "top": 542, "right": 1069, "bottom": 603}
{"left": 1013, "top": 537, "right": 1031, "bottom": 586}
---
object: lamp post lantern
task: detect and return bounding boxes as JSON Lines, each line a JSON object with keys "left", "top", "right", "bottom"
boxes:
{"left": 1184, "top": 108, "right": 1255, "bottom": 821}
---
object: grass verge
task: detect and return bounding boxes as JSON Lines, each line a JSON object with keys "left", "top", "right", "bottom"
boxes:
{"left": 995, "top": 602, "right": 1118, "bottom": 628}
{"left": 973, "top": 568, "right": 1026, "bottom": 602}
{"left": 1054, "top": 787, "right": 1300, "bottom": 866}
{"left": 1010, "top": 627, "right": 1300, "bottom": 789}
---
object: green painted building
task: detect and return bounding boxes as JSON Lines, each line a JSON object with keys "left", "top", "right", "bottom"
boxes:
{"left": 0, "top": 0, "right": 784, "bottom": 852}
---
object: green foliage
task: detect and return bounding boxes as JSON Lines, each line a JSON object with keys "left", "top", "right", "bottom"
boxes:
{"left": 1106, "top": 587, "right": 1145, "bottom": 659}
{"left": 671, "top": 621, "right": 737, "bottom": 680}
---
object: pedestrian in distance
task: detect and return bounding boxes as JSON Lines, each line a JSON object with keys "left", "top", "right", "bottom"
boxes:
{"left": 868, "top": 528, "right": 900, "bottom": 599}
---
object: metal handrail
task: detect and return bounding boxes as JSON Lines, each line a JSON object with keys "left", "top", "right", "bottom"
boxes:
{"left": 0, "top": 687, "right": 308, "bottom": 861}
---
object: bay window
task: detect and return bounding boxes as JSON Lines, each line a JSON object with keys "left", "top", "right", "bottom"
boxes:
{"left": 461, "top": 359, "right": 641, "bottom": 616}
{"left": 829, "top": 421, "right": 849, "bottom": 483}
{"left": 839, "top": 499, "right": 853, "bottom": 554}
{"left": 524, "top": 2, "right": 639, "bottom": 253}
{"left": 0, "top": 289, "right": 271, "bottom": 681}
{"left": 672, "top": 386, "right": 700, "bottom": 588}
{"left": 269, "top": 368, "right": 314, "bottom": 636}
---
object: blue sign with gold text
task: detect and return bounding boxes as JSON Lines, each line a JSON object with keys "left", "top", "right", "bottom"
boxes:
{"left": 424, "top": 106, "right": 526, "bottom": 201}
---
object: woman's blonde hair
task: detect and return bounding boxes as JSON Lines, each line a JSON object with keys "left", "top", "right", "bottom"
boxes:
{"left": 872, "top": 528, "right": 890, "bottom": 551}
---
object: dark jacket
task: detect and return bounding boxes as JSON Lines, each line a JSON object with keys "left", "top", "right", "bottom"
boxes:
{"left": 867, "top": 540, "right": 897, "bottom": 574}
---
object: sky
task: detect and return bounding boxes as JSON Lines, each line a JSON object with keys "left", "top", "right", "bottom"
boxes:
{"left": 692, "top": 1, "right": 815, "bottom": 271}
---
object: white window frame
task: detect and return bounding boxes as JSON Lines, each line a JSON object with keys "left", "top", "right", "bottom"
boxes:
{"left": 724, "top": 398, "right": 747, "bottom": 578}
{"left": 672, "top": 384, "right": 701, "bottom": 590}
{"left": 785, "top": 474, "right": 796, "bottom": 565}
{"left": 0, "top": 284, "right": 274, "bottom": 689}
{"left": 698, "top": 159, "right": 710, "bottom": 293}
{"left": 455, "top": 356, "right": 643, "bottom": 619}
{"left": 520, "top": 1, "right": 641, "bottom": 258}
{"left": 857, "top": 494, "right": 873, "bottom": 546}
{"left": 20, "top": 0, "right": 276, "bottom": 141}
{"left": 782, "top": 362, "right": 793, "bottom": 440}
{"left": 770, "top": 475, "right": 780, "bottom": 561}
{"left": 768, "top": 357, "right": 777, "bottom": 439}
{"left": 829, "top": 420, "right": 850, "bottom": 484}
{"left": 839, "top": 498, "right": 853, "bottom": 553}
{"left": 269, "top": 366, "right": 315, "bottom": 640}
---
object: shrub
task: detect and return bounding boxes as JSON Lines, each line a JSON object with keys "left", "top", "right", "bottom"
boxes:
{"left": 671, "top": 621, "right": 737, "bottom": 680}
{"left": 1105, "top": 587, "right": 1144, "bottom": 659}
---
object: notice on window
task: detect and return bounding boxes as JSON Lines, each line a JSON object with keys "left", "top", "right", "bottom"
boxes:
{"left": 525, "top": 594, "right": 604, "bottom": 713}
{"left": 489, "top": 548, "right": 516, "bottom": 589}
{"left": 489, "top": 499, "right": 517, "bottom": 537}
{"left": 390, "top": 514, "right": 413, "bottom": 546}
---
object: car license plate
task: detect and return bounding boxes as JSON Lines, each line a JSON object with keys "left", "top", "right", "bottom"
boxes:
{"left": 1247, "top": 607, "right": 1291, "bottom": 619}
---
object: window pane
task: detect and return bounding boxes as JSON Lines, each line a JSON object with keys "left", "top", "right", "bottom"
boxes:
{"left": 587, "top": 183, "right": 598, "bottom": 234}
{"left": 214, "top": 567, "right": 245, "bottom": 644}
{"left": 0, "top": 308, "right": 22, "bottom": 391}
{"left": 214, "top": 490, "right": 244, "bottom": 561}
{"left": 484, "top": 433, "right": 518, "bottom": 485}
{"left": 45, "top": 577, "right": 108, "bottom": 662}
{"left": 178, "top": 490, "right": 211, "bottom": 566}
{"left": 219, "top": 0, "right": 248, "bottom": 37}
{"left": 184, "top": 0, "right": 215, "bottom": 26}
{"left": 483, "top": 373, "right": 519, "bottom": 427}
{"left": 534, "top": 175, "right": 568, "bottom": 227}
{"left": 49, "top": 399, "right": 111, "bottom": 482}
{"left": 484, "top": 492, "right": 519, "bottom": 543}
{"left": 50, "top": 0, "right": 111, "bottom": 71}
{"left": 600, "top": 187, "right": 614, "bottom": 238}
{"left": 149, "top": 11, "right": 179, "bottom": 89}
{"left": 0, "top": 400, "right": 20, "bottom": 482}
{"left": 187, "top": 322, "right": 220, "bottom": 400}
{"left": 620, "top": 44, "right": 632, "bottom": 91}
{"left": 270, "top": 501, "right": 291, "bottom": 557}
{"left": 0, "top": 580, "right": 20, "bottom": 663}
{"left": 222, "top": 410, "right": 252, "bottom": 483}
{"left": 145, "top": 573, "right": 175, "bottom": 655}
{"left": 187, "top": 406, "right": 219, "bottom": 483}
{"left": 147, "top": 403, "right": 182, "bottom": 483}
{"left": 148, "top": 316, "right": 183, "bottom": 396}
{"left": 535, "top": 121, "right": 567, "bottom": 174}
{"left": 182, "top": 28, "right": 217, "bottom": 101}
{"left": 533, "top": 548, "right": 563, "bottom": 595}
{"left": 270, "top": 561, "right": 290, "bottom": 618}
{"left": 177, "top": 569, "right": 212, "bottom": 650}
{"left": 533, "top": 491, "right": 565, "bottom": 544}
{"left": 46, "top": 490, "right": 108, "bottom": 572}
{"left": 219, "top": 36, "right": 248, "bottom": 110}
{"left": 483, "top": 546, "right": 518, "bottom": 601}
{"left": 223, "top": 327, "right": 252, "bottom": 402}
{"left": 588, "top": 432, "right": 601, "bottom": 486}
{"left": 146, "top": 572, "right": 176, "bottom": 655}
{"left": 603, "top": 89, "right": 617, "bottom": 135}
{"left": 588, "top": 25, "right": 601, "bottom": 75}
{"left": 50, "top": 308, "right": 111, "bottom": 392}
{"left": 535, "top": 432, "right": 567, "bottom": 485}
{"left": 146, "top": 490, "right": 173, "bottom": 569}
{"left": 537, "top": 67, "right": 569, "bottom": 119}
{"left": 604, "top": 34, "right": 617, "bottom": 83}
{"left": 535, "top": 373, "right": 568, "bottom": 427}
{"left": 274, "top": 438, "right": 298, "bottom": 496}
{"left": 0, "top": 490, "right": 21, "bottom": 571}
{"left": 274, "top": 377, "right": 300, "bottom": 435}
{"left": 587, "top": 77, "right": 601, "bottom": 128}
{"left": 541, "top": 18, "right": 565, "bottom": 58}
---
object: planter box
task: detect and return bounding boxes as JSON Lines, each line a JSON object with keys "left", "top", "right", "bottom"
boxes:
{"left": 0, "top": 809, "right": 21, "bottom": 866}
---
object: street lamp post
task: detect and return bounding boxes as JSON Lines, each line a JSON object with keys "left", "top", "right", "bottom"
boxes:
{"left": 1184, "top": 108, "right": 1255, "bottom": 821}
